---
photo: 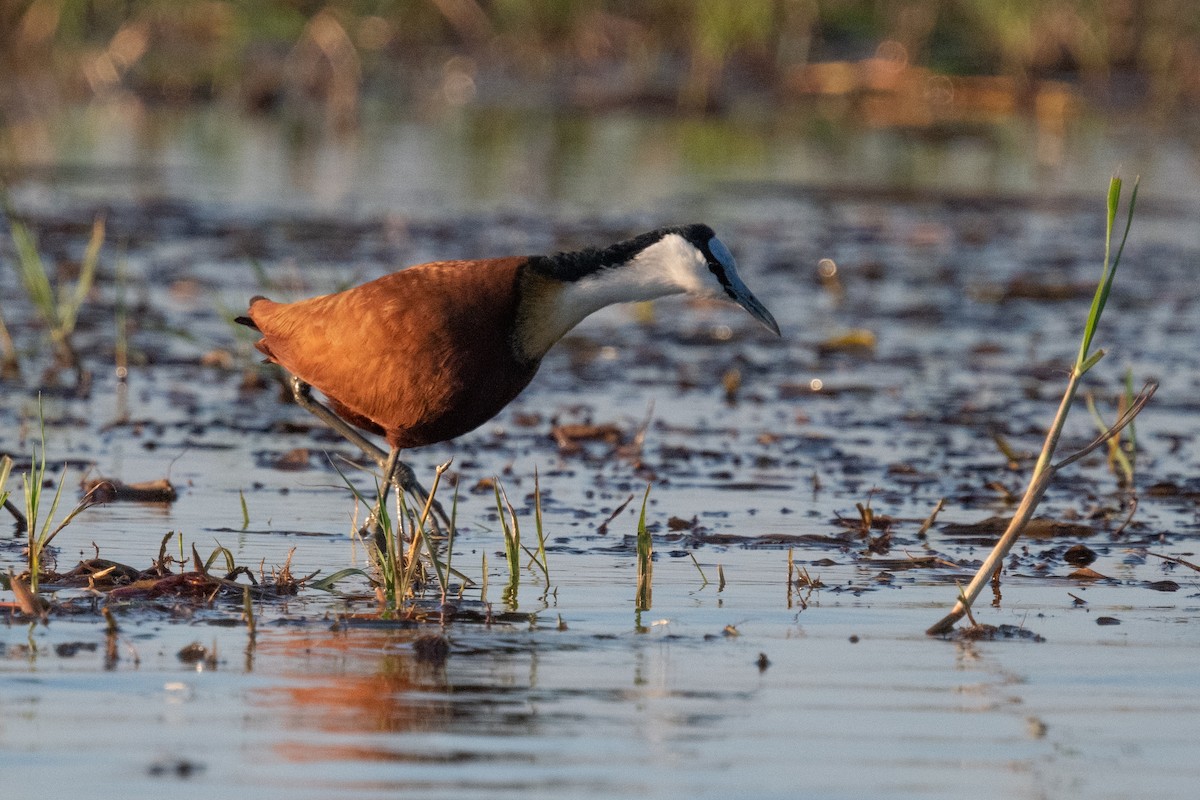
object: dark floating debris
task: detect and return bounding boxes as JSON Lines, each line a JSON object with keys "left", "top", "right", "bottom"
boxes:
{"left": 1062, "top": 543, "right": 1097, "bottom": 566}
{"left": 270, "top": 448, "right": 312, "bottom": 471}
{"left": 82, "top": 477, "right": 177, "bottom": 503}
{"left": 147, "top": 758, "right": 205, "bottom": 779}
{"left": 176, "top": 641, "right": 212, "bottom": 664}
{"left": 943, "top": 624, "right": 1046, "bottom": 642}
{"left": 974, "top": 276, "right": 1096, "bottom": 303}
{"left": 940, "top": 516, "right": 1096, "bottom": 542}
{"left": 552, "top": 422, "right": 624, "bottom": 454}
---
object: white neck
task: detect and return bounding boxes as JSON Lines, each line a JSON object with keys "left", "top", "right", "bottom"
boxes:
{"left": 518, "top": 234, "right": 709, "bottom": 359}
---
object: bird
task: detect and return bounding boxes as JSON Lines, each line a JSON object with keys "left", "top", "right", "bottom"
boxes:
{"left": 236, "top": 223, "right": 779, "bottom": 520}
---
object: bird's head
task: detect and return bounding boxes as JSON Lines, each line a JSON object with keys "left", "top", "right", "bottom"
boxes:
{"left": 520, "top": 224, "right": 781, "bottom": 360}
{"left": 656, "top": 224, "right": 780, "bottom": 336}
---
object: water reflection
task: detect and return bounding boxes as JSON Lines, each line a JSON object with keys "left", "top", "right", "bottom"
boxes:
{"left": 4, "top": 100, "right": 1194, "bottom": 217}
{"left": 247, "top": 619, "right": 761, "bottom": 780}
{"left": 256, "top": 628, "right": 456, "bottom": 747}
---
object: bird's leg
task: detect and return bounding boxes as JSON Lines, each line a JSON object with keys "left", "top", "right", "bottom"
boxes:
{"left": 370, "top": 447, "right": 403, "bottom": 553}
{"left": 288, "top": 376, "right": 450, "bottom": 530}
{"left": 290, "top": 375, "right": 388, "bottom": 463}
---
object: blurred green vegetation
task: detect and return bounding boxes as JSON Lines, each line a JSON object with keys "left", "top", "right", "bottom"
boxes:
{"left": 1, "top": 0, "right": 1197, "bottom": 126}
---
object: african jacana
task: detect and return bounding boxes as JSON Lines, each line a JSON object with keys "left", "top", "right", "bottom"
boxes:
{"left": 237, "top": 224, "right": 779, "bottom": 516}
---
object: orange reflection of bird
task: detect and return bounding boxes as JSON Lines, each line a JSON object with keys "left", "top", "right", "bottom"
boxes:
{"left": 237, "top": 224, "right": 780, "bottom": 507}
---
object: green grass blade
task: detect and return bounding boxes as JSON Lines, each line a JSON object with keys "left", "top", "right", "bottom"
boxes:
{"left": 0, "top": 454, "right": 12, "bottom": 509}
{"left": 1077, "top": 176, "right": 1139, "bottom": 372}
{"left": 533, "top": 468, "right": 548, "bottom": 583}
{"left": 1085, "top": 393, "right": 1133, "bottom": 485}
{"left": 1118, "top": 367, "right": 1137, "bottom": 465}
{"left": 239, "top": 490, "right": 250, "bottom": 530}
{"left": 206, "top": 542, "right": 236, "bottom": 573}
{"left": 10, "top": 217, "right": 59, "bottom": 329}
{"left": 59, "top": 215, "right": 104, "bottom": 336}
{"left": 308, "top": 567, "right": 370, "bottom": 591}
{"left": 495, "top": 481, "right": 520, "bottom": 607}
{"left": 442, "top": 483, "right": 459, "bottom": 601}
{"left": 635, "top": 484, "right": 653, "bottom": 612}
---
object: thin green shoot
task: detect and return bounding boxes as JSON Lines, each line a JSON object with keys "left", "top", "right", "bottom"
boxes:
{"left": 1085, "top": 392, "right": 1134, "bottom": 486}
{"left": 927, "top": 175, "right": 1154, "bottom": 636}
{"left": 689, "top": 552, "right": 709, "bottom": 588}
{"left": 239, "top": 490, "right": 250, "bottom": 530}
{"left": 331, "top": 455, "right": 404, "bottom": 607}
{"left": 399, "top": 486, "right": 429, "bottom": 602}
{"left": 495, "top": 481, "right": 521, "bottom": 608}
{"left": 1076, "top": 176, "right": 1139, "bottom": 373}
{"left": 22, "top": 403, "right": 98, "bottom": 593}
{"left": 1124, "top": 368, "right": 1139, "bottom": 454}
{"left": 0, "top": 455, "right": 12, "bottom": 511}
{"left": 385, "top": 488, "right": 408, "bottom": 608}
{"left": 480, "top": 552, "right": 489, "bottom": 605}
{"left": 635, "top": 484, "right": 652, "bottom": 612}
{"left": 717, "top": 563, "right": 726, "bottom": 591}
{"left": 0, "top": 306, "right": 17, "bottom": 377}
{"left": 411, "top": 466, "right": 471, "bottom": 593}
{"left": 441, "top": 482, "right": 459, "bottom": 604}
{"left": 532, "top": 468, "right": 549, "bottom": 585}
{"left": 243, "top": 585, "right": 256, "bottom": 638}
{"left": 412, "top": 462, "right": 452, "bottom": 598}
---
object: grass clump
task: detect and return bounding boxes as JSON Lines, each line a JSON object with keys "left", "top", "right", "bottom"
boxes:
{"left": 6, "top": 210, "right": 105, "bottom": 391}
{"left": 927, "top": 176, "right": 1155, "bottom": 636}
{"left": 336, "top": 458, "right": 455, "bottom": 613}
{"left": 493, "top": 476, "right": 550, "bottom": 610}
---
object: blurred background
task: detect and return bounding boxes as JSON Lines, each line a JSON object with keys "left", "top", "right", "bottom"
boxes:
{"left": 1, "top": 0, "right": 1198, "bottom": 212}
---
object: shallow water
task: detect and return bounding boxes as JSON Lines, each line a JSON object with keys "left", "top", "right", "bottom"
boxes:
{"left": 2, "top": 103, "right": 1200, "bottom": 798}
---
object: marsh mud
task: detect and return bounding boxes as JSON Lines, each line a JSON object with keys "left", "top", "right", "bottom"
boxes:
{"left": 2, "top": 107, "right": 1200, "bottom": 799}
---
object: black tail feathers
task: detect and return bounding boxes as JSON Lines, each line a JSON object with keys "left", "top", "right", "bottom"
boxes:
{"left": 234, "top": 295, "right": 270, "bottom": 330}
